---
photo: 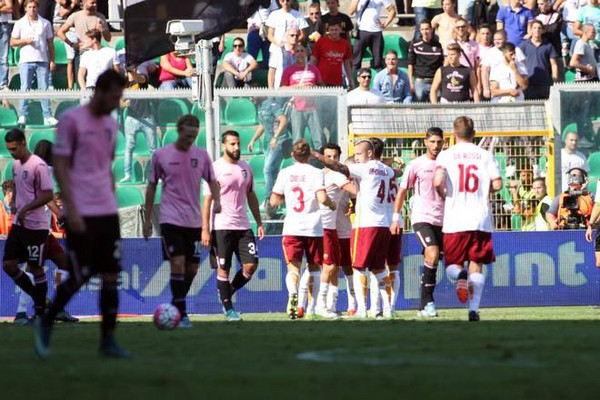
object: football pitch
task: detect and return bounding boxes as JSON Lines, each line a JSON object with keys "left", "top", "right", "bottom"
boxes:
{"left": 1, "top": 306, "right": 599, "bottom": 399}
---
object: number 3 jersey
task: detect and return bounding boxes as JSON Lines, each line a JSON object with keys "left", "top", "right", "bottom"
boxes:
{"left": 435, "top": 142, "right": 501, "bottom": 233}
{"left": 272, "top": 162, "right": 326, "bottom": 237}
{"left": 349, "top": 160, "right": 396, "bottom": 228}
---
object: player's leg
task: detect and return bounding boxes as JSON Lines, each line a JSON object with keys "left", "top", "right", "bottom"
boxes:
{"left": 297, "top": 267, "right": 310, "bottom": 318}
{"left": 231, "top": 230, "right": 258, "bottom": 294}
{"left": 214, "top": 231, "right": 235, "bottom": 315}
{"left": 386, "top": 232, "right": 402, "bottom": 313}
{"left": 46, "top": 236, "right": 79, "bottom": 322}
{"left": 350, "top": 228, "right": 371, "bottom": 317}
{"left": 15, "top": 266, "right": 33, "bottom": 324}
{"left": 326, "top": 264, "right": 340, "bottom": 313}
{"left": 160, "top": 224, "right": 191, "bottom": 325}
{"left": 594, "top": 231, "right": 600, "bottom": 267}
{"left": 305, "top": 236, "right": 325, "bottom": 318}
{"left": 443, "top": 232, "right": 469, "bottom": 303}
{"left": 282, "top": 236, "right": 304, "bottom": 319}
{"left": 465, "top": 231, "right": 495, "bottom": 321}
{"left": 3, "top": 227, "right": 39, "bottom": 305}
{"left": 340, "top": 237, "right": 356, "bottom": 315}
{"left": 316, "top": 229, "right": 339, "bottom": 318}
{"left": 415, "top": 224, "right": 442, "bottom": 317}
{"left": 176, "top": 227, "right": 203, "bottom": 328}
{"left": 306, "top": 263, "right": 321, "bottom": 317}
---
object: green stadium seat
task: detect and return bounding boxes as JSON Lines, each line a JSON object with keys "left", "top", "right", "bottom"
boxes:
{"left": 115, "top": 131, "right": 125, "bottom": 156}
{"left": 223, "top": 98, "right": 257, "bottom": 126}
{"left": 51, "top": 70, "right": 71, "bottom": 89}
{"left": 157, "top": 99, "right": 190, "bottom": 127}
{"left": 588, "top": 152, "right": 600, "bottom": 175}
{"left": 13, "top": 46, "right": 20, "bottom": 65}
{"left": 562, "top": 122, "right": 577, "bottom": 141}
{"left": 27, "top": 130, "right": 55, "bottom": 152}
{"left": 132, "top": 130, "right": 151, "bottom": 156}
{"left": 54, "top": 38, "right": 68, "bottom": 65}
{"left": 588, "top": 175, "right": 599, "bottom": 195}
{"left": 161, "top": 128, "right": 178, "bottom": 147}
{"left": 116, "top": 186, "right": 144, "bottom": 208}
{"left": 253, "top": 183, "right": 266, "bottom": 206}
{"left": 196, "top": 128, "right": 207, "bottom": 148}
{"left": 248, "top": 156, "right": 265, "bottom": 183}
{"left": 190, "top": 102, "right": 206, "bottom": 124}
{"left": 23, "top": 102, "right": 47, "bottom": 128}
{"left": 252, "top": 68, "right": 268, "bottom": 87}
{"left": 55, "top": 100, "right": 79, "bottom": 119}
{"left": 0, "top": 105, "right": 18, "bottom": 128}
{"left": 8, "top": 73, "right": 21, "bottom": 90}
{"left": 8, "top": 46, "right": 15, "bottom": 67}
{"left": 113, "top": 157, "right": 144, "bottom": 183}
{"left": 154, "top": 183, "right": 162, "bottom": 204}
{"left": 115, "top": 37, "right": 126, "bottom": 52}
{"left": 0, "top": 131, "right": 10, "bottom": 156}
{"left": 3, "top": 159, "right": 14, "bottom": 179}
{"left": 565, "top": 68, "right": 577, "bottom": 84}
{"left": 383, "top": 34, "right": 409, "bottom": 59}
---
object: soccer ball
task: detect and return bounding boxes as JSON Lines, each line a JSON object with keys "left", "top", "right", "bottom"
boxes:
{"left": 153, "top": 303, "right": 181, "bottom": 330}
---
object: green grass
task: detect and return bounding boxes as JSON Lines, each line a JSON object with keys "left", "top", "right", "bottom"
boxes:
{"left": 1, "top": 307, "right": 600, "bottom": 399}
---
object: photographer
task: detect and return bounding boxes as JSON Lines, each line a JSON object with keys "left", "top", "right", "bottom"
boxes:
{"left": 546, "top": 167, "right": 594, "bottom": 230}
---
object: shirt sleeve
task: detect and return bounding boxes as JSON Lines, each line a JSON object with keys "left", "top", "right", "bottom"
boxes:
{"left": 202, "top": 153, "right": 216, "bottom": 183}
{"left": 548, "top": 195, "right": 559, "bottom": 215}
{"left": 112, "top": 49, "right": 120, "bottom": 65}
{"left": 79, "top": 52, "right": 89, "bottom": 69}
{"left": 399, "top": 162, "right": 415, "bottom": 189}
{"left": 488, "top": 154, "right": 502, "bottom": 180}
{"left": 573, "top": 39, "right": 585, "bottom": 56}
{"left": 348, "top": 163, "right": 364, "bottom": 180}
{"left": 330, "top": 171, "right": 351, "bottom": 189}
{"left": 407, "top": 43, "right": 416, "bottom": 66}
{"left": 298, "top": 16, "right": 309, "bottom": 30}
{"left": 496, "top": 7, "right": 506, "bottom": 23}
{"left": 44, "top": 20, "right": 53, "bottom": 40}
{"left": 315, "top": 169, "right": 326, "bottom": 191}
{"left": 53, "top": 113, "right": 76, "bottom": 157}
{"left": 11, "top": 21, "right": 21, "bottom": 39}
{"left": 36, "top": 164, "right": 54, "bottom": 192}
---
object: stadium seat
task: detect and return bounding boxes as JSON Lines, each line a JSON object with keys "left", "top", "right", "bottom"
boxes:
{"left": 23, "top": 102, "right": 47, "bottom": 128}
{"left": 54, "top": 38, "right": 68, "bottom": 65}
{"left": 223, "top": 98, "right": 257, "bottom": 126}
{"left": 281, "top": 157, "right": 294, "bottom": 169}
{"left": 253, "top": 183, "right": 266, "bottom": 206}
{"left": 565, "top": 68, "right": 577, "bottom": 84}
{"left": 27, "top": 130, "right": 55, "bottom": 152}
{"left": 51, "top": 70, "right": 70, "bottom": 89}
{"left": 154, "top": 183, "right": 162, "bottom": 204}
{"left": 196, "top": 128, "right": 207, "bottom": 148}
{"left": 3, "top": 159, "right": 14, "bottom": 179}
{"left": 0, "top": 131, "right": 10, "bottom": 156}
{"left": 132, "top": 130, "right": 151, "bottom": 156}
{"left": 157, "top": 99, "right": 190, "bottom": 127}
{"left": 238, "top": 126, "right": 261, "bottom": 155}
{"left": 248, "top": 156, "right": 265, "bottom": 183}
{"left": 383, "top": 34, "right": 409, "bottom": 59}
{"left": 588, "top": 152, "right": 600, "bottom": 175}
{"left": 252, "top": 68, "right": 268, "bottom": 87}
{"left": 115, "top": 131, "right": 125, "bottom": 156}
{"left": 8, "top": 46, "right": 15, "bottom": 67}
{"left": 161, "top": 128, "right": 178, "bottom": 147}
{"left": 190, "top": 102, "right": 206, "bottom": 124}
{"left": 116, "top": 186, "right": 144, "bottom": 208}
{"left": 113, "top": 157, "right": 144, "bottom": 183}
{"left": 588, "top": 175, "right": 598, "bottom": 195}
{"left": 115, "top": 37, "right": 126, "bottom": 52}
{"left": 13, "top": 46, "right": 20, "bottom": 65}
{"left": 0, "top": 105, "right": 18, "bottom": 128}
{"left": 55, "top": 100, "right": 79, "bottom": 119}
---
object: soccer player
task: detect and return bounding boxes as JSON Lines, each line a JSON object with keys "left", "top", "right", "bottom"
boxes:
{"left": 144, "top": 115, "right": 221, "bottom": 328}
{"left": 313, "top": 138, "right": 396, "bottom": 318}
{"left": 35, "top": 70, "right": 130, "bottom": 359}
{"left": 203, "top": 130, "right": 264, "bottom": 322}
{"left": 336, "top": 182, "right": 357, "bottom": 315}
{"left": 297, "top": 144, "right": 355, "bottom": 319}
{"left": 434, "top": 116, "right": 502, "bottom": 321}
{"left": 392, "top": 127, "right": 445, "bottom": 318}
{"left": 2, "top": 128, "right": 54, "bottom": 320}
{"left": 269, "top": 139, "right": 336, "bottom": 320}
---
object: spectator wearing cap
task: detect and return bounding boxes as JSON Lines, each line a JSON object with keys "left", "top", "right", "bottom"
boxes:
{"left": 519, "top": 20, "right": 560, "bottom": 100}
{"left": 407, "top": 19, "right": 444, "bottom": 102}
{"left": 221, "top": 37, "right": 258, "bottom": 88}
{"left": 561, "top": 131, "right": 589, "bottom": 192}
{"left": 372, "top": 49, "right": 412, "bottom": 103}
{"left": 496, "top": 0, "right": 534, "bottom": 47}
{"left": 11, "top": 0, "right": 57, "bottom": 126}
{"left": 347, "top": 67, "right": 386, "bottom": 105}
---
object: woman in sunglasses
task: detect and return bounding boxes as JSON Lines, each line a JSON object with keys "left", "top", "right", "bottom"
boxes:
{"left": 221, "top": 37, "right": 259, "bottom": 88}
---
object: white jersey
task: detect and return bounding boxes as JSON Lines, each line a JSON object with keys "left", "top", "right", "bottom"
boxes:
{"left": 436, "top": 142, "right": 501, "bottom": 233}
{"left": 350, "top": 160, "right": 396, "bottom": 228}
{"left": 320, "top": 170, "right": 351, "bottom": 230}
{"left": 336, "top": 191, "right": 353, "bottom": 239}
{"left": 272, "top": 162, "right": 326, "bottom": 237}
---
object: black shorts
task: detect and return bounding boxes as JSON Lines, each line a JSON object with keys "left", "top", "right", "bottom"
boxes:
{"left": 2, "top": 225, "right": 49, "bottom": 267}
{"left": 211, "top": 229, "right": 258, "bottom": 270}
{"left": 66, "top": 215, "right": 122, "bottom": 277}
{"left": 413, "top": 223, "right": 444, "bottom": 250}
{"left": 161, "top": 223, "right": 202, "bottom": 264}
{"left": 595, "top": 231, "right": 600, "bottom": 252}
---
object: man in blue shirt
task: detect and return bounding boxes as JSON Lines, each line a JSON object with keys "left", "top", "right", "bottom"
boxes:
{"left": 519, "top": 20, "right": 560, "bottom": 99}
{"left": 372, "top": 50, "right": 412, "bottom": 103}
{"left": 496, "top": 0, "right": 534, "bottom": 47}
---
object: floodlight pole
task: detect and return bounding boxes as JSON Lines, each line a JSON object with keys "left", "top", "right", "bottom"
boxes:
{"left": 196, "top": 39, "right": 215, "bottom": 159}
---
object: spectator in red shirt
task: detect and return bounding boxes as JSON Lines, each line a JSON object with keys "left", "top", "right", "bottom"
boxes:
{"left": 311, "top": 18, "right": 353, "bottom": 88}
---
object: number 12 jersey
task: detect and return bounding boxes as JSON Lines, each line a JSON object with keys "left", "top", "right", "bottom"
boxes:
{"left": 435, "top": 142, "right": 501, "bottom": 233}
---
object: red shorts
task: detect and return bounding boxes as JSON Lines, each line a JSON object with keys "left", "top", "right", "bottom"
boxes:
{"left": 387, "top": 233, "right": 403, "bottom": 267}
{"left": 44, "top": 234, "right": 65, "bottom": 262}
{"left": 323, "top": 229, "right": 341, "bottom": 266}
{"left": 350, "top": 227, "right": 391, "bottom": 270}
{"left": 282, "top": 236, "right": 323, "bottom": 266}
{"left": 339, "top": 237, "right": 351, "bottom": 267}
{"left": 443, "top": 231, "right": 495, "bottom": 266}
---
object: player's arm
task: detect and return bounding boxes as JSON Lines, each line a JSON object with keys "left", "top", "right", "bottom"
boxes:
{"left": 433, "top": 167, "right": 447, "bottom": 199}
{"left": 247, "top": 189, "right": 264, "bottom": 239}
{"left": 17, "top": 189, "right": 53, "bottom": 225}
{"left": 391, "top": 187, "right": 408, "bottom": 234}
{"left": 310, "top": 150, "right": 350, "bottom": 176}
{"left": 202, "top": 193, "right": 212, "bottom": 247}
{"left": 77, "top": 66, "right": 87, "bottom": 90}
{"left": 430, "top": 69, "right": 441, "bottom": 103}
{"left": 53, "top": 155, "right": 84, "bottom": 233}
{"left": 317, "top": 189, "right": 336, "bottom": 211}
{"left": 269, "top": 192, "right": 284, "bottom": 208}
{"left": 586, "top": 202, "right": 600, "bottom": 242}
{"left": 143, "top": 181, "right": 157, "bottom": 239}
{"left": 491, "top": 177, "right": 503, "bottom": 193}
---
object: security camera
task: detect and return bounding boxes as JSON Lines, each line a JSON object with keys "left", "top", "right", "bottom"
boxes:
{"left": 166, "top": 20, "right": 205, "bottom": 52}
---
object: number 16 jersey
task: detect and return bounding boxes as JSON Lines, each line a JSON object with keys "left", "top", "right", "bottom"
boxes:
{"left": 350, "top": 160, "right": 396, "bottom": 228}
{"left": 435, "top": 142, "right": 501, "bottom": 233}
{"left": 272, "top": 162, "right": 326, "bottom": 237}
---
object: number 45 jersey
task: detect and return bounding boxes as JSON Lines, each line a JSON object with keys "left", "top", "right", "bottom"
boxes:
{"left": 272, "top": 162, "right": 326, "bottom": 237}
{"left": 349, "top": 160, "right": 396, "bottom": 229}
{"left": 435, "top": 142, "right": 501, "bottom": 234}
